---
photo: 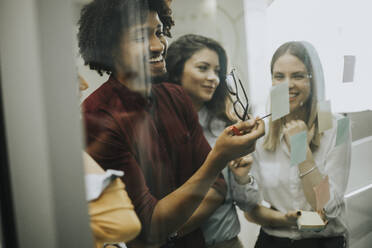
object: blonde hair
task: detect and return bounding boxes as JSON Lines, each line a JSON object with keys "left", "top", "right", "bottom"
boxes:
{"left": 263, "top": 42, "right": 322, "bottom": 152}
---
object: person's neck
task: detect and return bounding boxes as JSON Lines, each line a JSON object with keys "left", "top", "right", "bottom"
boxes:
{"left": 285, "top": 106, "right": 309, "bottom": 123}
{"left": 114, "top": 71, "right": 151, "bottom": 97}
{"left": 191, "top": 98, "right": 204, "bottom": 112}
{"left": 151, "top": 74, "right": 167, "bottom": 84}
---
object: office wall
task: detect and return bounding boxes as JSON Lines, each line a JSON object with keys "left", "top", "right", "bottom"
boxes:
{"left": 347, "top": 111, "right": 372, "bottom": 141}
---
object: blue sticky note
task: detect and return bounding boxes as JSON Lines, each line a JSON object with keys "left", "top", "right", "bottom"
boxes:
{"left": 271, "top": 82, "right": 290, "bottom": 121}
{"left": 290, "top": 131, "right": 307, "bottom": 166}
{"left": 335, "top": 117, "right": 350, "bottom": 147}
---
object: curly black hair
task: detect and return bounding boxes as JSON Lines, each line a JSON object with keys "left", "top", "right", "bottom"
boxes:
{"left": 166, "top": 34, "right": 234, "bottom": 132}
{"left": 78, "top": 0, "right": 174, "bottom": 76}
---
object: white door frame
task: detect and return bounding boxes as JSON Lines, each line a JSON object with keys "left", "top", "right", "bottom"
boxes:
{"left": 0, "top": 0, "right": 93, "bottom": 247}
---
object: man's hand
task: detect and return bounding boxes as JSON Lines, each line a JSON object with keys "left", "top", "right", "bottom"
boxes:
{"left": 213, "top": 118, "right": 265, "bottom": 164}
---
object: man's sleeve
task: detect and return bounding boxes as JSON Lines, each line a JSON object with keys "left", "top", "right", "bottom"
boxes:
{"left": 83, "top": 110, "right": 157, "bottom": 239}
{"left": 179, "top": 88, "right": 227, "bottom": 196}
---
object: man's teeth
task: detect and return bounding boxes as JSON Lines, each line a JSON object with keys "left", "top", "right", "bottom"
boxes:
{"left": 149, "top": 55, "right": 163, "bottom": 63}
{"left": 289, "top": 93, "right": 298, "bottom": 98}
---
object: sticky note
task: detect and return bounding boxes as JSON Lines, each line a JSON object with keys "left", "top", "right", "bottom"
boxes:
{"left": 335, "top": 117, "right": 350, "bottom": 147}
{"left": 313, "top": 175, "right": 330, "bottom": 211}
{"left": 271, "top": 82, "right": 290, "bottom": 121}
{"left": 342, "top": 55, "right": 356, "bottom": 83}
{"left": 317, "top": 100, "right": 333, "bottom": 133}
{"left": 290, "top": 131, "right": 307, "bottom": 166}
{"left": 297, "top": 211, "right": 325, "bottom": 231}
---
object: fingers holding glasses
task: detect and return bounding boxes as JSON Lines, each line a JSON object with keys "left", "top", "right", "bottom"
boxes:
{"left": 226, "top": 68, "right": 250, "bottom": 122}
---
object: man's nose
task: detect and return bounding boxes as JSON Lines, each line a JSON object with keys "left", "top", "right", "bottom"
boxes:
{"left": 149, "top": 36, "right": 165, "bottom": 53}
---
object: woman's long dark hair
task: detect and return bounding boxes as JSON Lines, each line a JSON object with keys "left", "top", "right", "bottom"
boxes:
{"left": 166, "top": 34, "right": 234, "bottom": 132}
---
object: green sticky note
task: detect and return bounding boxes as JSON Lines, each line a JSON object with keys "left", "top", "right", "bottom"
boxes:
{"left": 271, "top": 82, "right": 290, "bottom": 121}
{"left": 335, "top": 117, "right": 350, "bottom": 147}
{"left": 290, "top": 131, "right": 307, "bottom": 166}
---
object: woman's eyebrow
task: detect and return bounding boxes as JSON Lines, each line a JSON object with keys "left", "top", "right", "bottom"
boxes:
{"left": 195, "top": 61, "right": 210, "bottom": 65}
{"left": 292, "top": 71, "right": 308, "bottom": 74}
{"left": 196, "top": 61, "right": 220, "bottom": 67}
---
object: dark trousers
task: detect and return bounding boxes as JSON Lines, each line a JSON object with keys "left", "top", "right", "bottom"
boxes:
{"left": 254, "top": 229, "right": 346, "bottom": 248}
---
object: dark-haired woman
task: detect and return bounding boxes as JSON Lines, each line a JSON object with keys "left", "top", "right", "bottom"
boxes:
{"left": 166, "top": 34, "right": 259, "bottom": 248}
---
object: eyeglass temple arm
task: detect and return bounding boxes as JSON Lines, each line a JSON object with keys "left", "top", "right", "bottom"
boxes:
{"left": 236, "top": 77, "right": 249, "bottom": 121}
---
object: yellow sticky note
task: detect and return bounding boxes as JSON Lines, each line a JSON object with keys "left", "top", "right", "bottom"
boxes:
{"left": 317, "top": 100, "right": 333, "bottom": 133}
{"left": 313, "top": 175, "right": 330, "bottom": 211}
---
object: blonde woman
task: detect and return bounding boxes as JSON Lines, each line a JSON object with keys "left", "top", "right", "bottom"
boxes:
{"left": 245, "top": 41, "right": 351, "bottom": 248}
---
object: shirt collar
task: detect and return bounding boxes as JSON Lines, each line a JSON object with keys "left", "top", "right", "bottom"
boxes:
{"left": 109, "top": 75, "right": 154, "bottom": 110}
{"left": 198, "top": 107, "right": 209, "bottom": 127}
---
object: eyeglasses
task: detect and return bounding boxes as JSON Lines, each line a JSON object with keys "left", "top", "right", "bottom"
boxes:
{"left": 226, "top": 68, "right": 250, "bottom": 121}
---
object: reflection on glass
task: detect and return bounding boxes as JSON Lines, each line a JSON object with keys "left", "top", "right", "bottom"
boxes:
{"left": 76, "top": 0, "right": 265, "bottom": 247}
{"left": 72, "top": 0, "right": 372, "bottom": 247}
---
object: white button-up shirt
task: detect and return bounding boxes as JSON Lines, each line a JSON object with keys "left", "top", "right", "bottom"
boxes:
{"left": 251, "top": 114, "right": 351, "bottom": 240}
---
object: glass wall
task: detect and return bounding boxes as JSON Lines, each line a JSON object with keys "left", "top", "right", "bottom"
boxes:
{"left": 1, "top": 0, "right": 371, "bottom": 247}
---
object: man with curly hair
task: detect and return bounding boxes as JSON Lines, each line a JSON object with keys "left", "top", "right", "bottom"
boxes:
{"left": 79, "top": 0, "right": 265, "bottom": 247}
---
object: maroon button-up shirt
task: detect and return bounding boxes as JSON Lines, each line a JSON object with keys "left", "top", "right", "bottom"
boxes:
{"left": 82, "top": 76, "right": 226, "bottom": 247}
